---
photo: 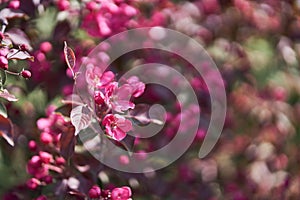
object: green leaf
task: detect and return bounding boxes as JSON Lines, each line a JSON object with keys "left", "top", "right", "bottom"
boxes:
{"left": 35, "top": 8, "right": 57, "bottom": 39}
{"left": 27, "top": 88, "right": 47, "bottom": 114}
{"left": 0, "top": 69, "right": 6, "bottom": 88}
{"left": 0, "top": 102, "right": 7, "bottom": 118}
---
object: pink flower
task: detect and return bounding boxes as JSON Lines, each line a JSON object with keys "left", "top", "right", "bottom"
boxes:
{"left": 125, "top": 76, "right": 145, "bottom": 97}
{"left": 102, "top": 114, "right": 132, "bottom": 141}
{"left": 27, "top": 156, "right": 49, "bottom": 179}
{"left": 94, "top": 90, "right": 105, "bottom": 105}
{"left": 97, "top": 71, "right": 115, "bottom": 89}
{"left": 111, "top": 84, "right": 135, "bottom": 113}
{"left": 103, "top": 82, "right": 135, "bottom": 113}
{"left": 111, "top": 186, "right": 132, "bottom": 200}
{"left": 86, "top": 65, "right": 115, "bottom": 89}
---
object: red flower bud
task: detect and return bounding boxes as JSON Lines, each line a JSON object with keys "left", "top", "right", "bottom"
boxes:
{"left": 21, "top": 70, "right": 32, "bottom": 79}
{"left": 19, "top": 44, "right": 28, "bottom": 51}
{"left": 42, "top": 175, "right": 53, "bottom": 184}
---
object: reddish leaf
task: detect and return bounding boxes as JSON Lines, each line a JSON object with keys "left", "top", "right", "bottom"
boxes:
{"left": 55, "top": 104, "right": 73, "bottom": 117}
{"left": 129, "top": 104, "right": 151, "bottom": 125}
{"left": 6, "top": 28, "right": 32, "bottom": 50}
{"left": 54, "top": 21, "right": 71, "bottom": 41}
{"left": 129, "top": 104, "right": 164, "bottom": 125}
{"left": 110, "top": 135, "right": 135, "bottom": 155}
{"left": 68, "top": 190, "right": 87, "bottom": 198}
{"left": 7, "top": 49, "right": 34, "bottom": 61}
{"left": 55, "top": 179, "right": 68, "bottom": 196}
{"left": 60, "top": 125, "right": 76, "bottom": 160}
{"left": 0, "top": 115, "right": 14, "bottom": 146}
{"left": 0, "top": 89, "right": 18, "bottom": 102}
{"left": 64, "top": 41, "right": 76, "bottom": 78}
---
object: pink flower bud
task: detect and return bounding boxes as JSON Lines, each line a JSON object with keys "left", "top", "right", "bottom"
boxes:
{"left": 28, "top": 140, "right": 37, "bottom": 152}
{"left": 40, "top": 42, "right": 52, "bottom": 53}
{"left": 88, "top": 185, "right": 101, "bottom": 198}
{"left": 42, "top": 175, "right": 53, "bottom": 184}
{"left": 57, "top": 0, "right": 70, "bottom": 11}
{"left": 8, "top": 0, "right": 20, "bottom": 9}
{"left": 26, "top": 178, "right": 40, "bottom": 190}
{"left": 36, "top": 51, "right": 46, "bottom": 62}
{"left": 0, "top": 56, "right": 8, "bottom": 70}
{"left": 119, "top": 155, "right": 129, "bottom": 165}
{"left": 39, "top": 151, "right": 52, "bottom": 164}
{"left": 55, "top": 156, "right": 66, "bottom": 165}
{"left": 86, "top": 1, "right": 100, "bottom": 11}
{"left": 40, "top": 132, "right": 53, "bottom": 145}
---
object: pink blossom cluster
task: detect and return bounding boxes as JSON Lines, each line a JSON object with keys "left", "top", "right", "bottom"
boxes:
{"left": 22, "top": 107, "right": 134, "bottom": 199}
{"left": 85, "top": 64, "right": 145, "bottom": 141}
{"left": 30, "top": 42, "right": 53, "bottom": 82}
{"left": 25, "top": 111, "right": 68, "bottom": 199}
{"left": 81, "top": 0, "right": 138, "bottom": 38}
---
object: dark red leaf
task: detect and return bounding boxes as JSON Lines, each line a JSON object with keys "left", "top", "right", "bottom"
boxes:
{"left": 59, "top": 125, "right": 76, "bottom": 160}
{"left": 68, "top": 190, "right": 87, "bottom": 198}
{"left": 53, "top": 21, "right": 71, "bottom": 41}
{"left": 108, "top": 135, "right": 135, "bottom": 155}
{"left": 0, "top": 8, "right": 26, "bottom": 24}
{"left": 0, "top": 115, "right": 14, "bottom": 146}
{"left": 55, "top": 104, "right": 73, "bottom": 117}
{"left": 64, "top": 41, "right": 76, "bottom": 77}
{"left": 129, "top": 104, "right": 151, "bottom": 125}
{"left": 6, "top": 28, "right": 32, "bottom": 50}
